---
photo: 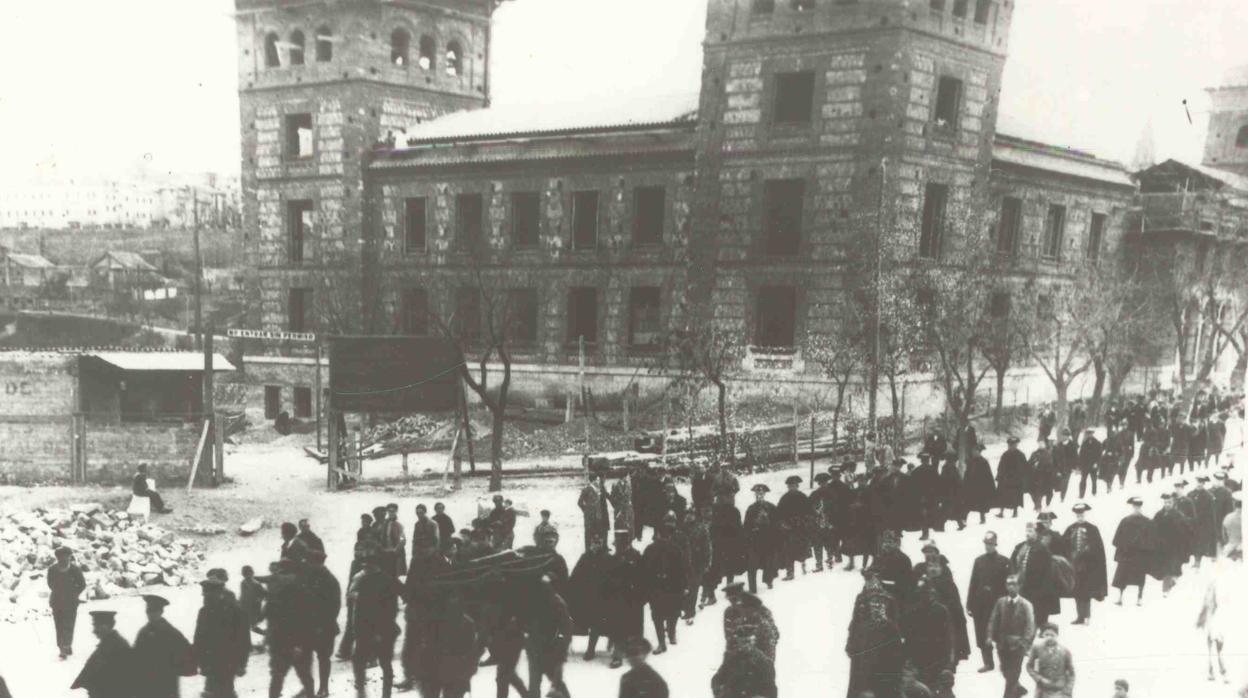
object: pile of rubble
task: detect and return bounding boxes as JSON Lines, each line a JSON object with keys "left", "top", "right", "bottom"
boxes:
{"left": 363, "top": 414, "right": 447, "bottom": 450}
{"left": 0, "top": 503, "right": 204, "bottom": 623}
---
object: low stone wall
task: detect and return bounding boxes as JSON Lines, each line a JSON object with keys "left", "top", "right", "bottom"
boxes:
{"left": 83, "top": 421, "right": 202, "bottom": 487}
{"left": 0, "top": 418, "right": 74, "bottom": 484}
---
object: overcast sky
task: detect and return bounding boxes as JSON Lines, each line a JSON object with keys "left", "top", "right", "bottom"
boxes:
{"left": 0, "top": 0, "right": 1244, "bottom": 183}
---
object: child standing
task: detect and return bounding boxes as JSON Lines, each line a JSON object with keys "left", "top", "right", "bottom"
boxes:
{"left": 239, "top": 565, "right": 266, "bottom": 650}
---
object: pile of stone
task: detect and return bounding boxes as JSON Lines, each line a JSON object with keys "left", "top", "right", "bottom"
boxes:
{"left": 362, "top": 414, "right": 445, "bottom": 449}
{"left": 0, "top": 503, "right": 204, "bottom": 623}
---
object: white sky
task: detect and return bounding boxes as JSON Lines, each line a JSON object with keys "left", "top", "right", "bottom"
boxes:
{"left": 0, "top": 0, "right": 1244, "bottom": 183}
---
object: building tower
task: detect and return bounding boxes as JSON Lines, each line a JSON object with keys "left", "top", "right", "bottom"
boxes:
{"left": 688, "top": 0, "right": 1015, "bottom": 362}
{"left": 1203, "top": 64, "right": 1248, "bottom": 178}
{"left": 234, "top": 0, "right": 496, "bottom": 351}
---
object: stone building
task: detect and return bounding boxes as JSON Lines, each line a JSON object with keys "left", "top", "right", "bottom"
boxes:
{"left": 232, "top": 0, "right": 1240, "bottom": 416}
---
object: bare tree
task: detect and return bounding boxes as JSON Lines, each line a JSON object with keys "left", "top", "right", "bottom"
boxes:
{"left": 654, "top": 310, "right": 745, "bottom": 453}
{"left": 804, "top": 301, "right": 866, "bottom": 447}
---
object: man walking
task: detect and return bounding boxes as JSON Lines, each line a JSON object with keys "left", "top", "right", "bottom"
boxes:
{"left": 1062, "top": 503, "right": 1107, "bottom": 625}
{"left": 351, "top": 554, "right": 403, "bottom": 698}
{"left": 132, "top": 595, "right": 195, "bottom": 698}
{"left": 1011, "top": 522, "right": 1059, "bottom": 628}
{"left": 641, "top": 514, "right": 687, "bottom": 653}
{"left": 1111, "top": 497, "right": 1153, "bottom": 606}
{"left": 579, "top": 470, "right": 611, "bottom": 550}
{"left": 777, "top": 475, "right": 814, "bottom": 578}
{"left": 987, "top": 575, "right": 1035, "bottom": 698}
{"left": 1026, "top": 623, "right": 1075, "bottom": 698}
{"left": 303, "top": 550, "right": 341, "bottom": 697}
{"left": 193, "top": 577, "right": 251, "bottom": 698}
{"left": 71, "top": 611, "right": 135, "bottom": 697}
{"left": 967, "top": 532, "right": 1011, "bottom": 673}
{"left": 48, "top": 546, "right": 87, "bottom": 660}
{"left": 1053, "top": 429, "right": 1078, "bottom": 503}
{"left": 996, "top": 436, "right": 1028, "bottom": 519}
{"left": 1027, "top": 440, "right": 1056, "bottom": 512}
{"left": 743, "top": 484, "right": 779, "bottom": 593}
{"left": 1077, "top": 428, "right": 1102, "bottom": 499}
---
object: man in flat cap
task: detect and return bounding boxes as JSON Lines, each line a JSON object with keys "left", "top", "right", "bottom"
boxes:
{"left": 1152, "top": 493, "right": 1192, "bottom": 595}
{"left": 133, "top": 595, "right": 195, "bottom": 698}
{"left": 1062, "top": 503, "right": 1106, "bottom": 625}
{"left": 48, "top": 545, "right": 86, "bottom": 660}
{"left": 1110, "top": 497, "right": 1154, "bottom": 606}
{"left": 777, "top": 475, "right": 814, "bottom": 580}
{"left": 743, "top": 483, "right": 779, "bottom": 593}
{"left": 968, "top": 532, "right": 1011, "bottom": 673}
{"left": 193, "top": 578, "right": 250, "bottom": 698}
{"left": 72, "top": 610, "right": 135, "bottom": 698}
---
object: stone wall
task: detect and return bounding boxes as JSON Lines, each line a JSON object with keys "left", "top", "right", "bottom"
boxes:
{"left": 82, "top": 421, "right": 202, "bottom": 487}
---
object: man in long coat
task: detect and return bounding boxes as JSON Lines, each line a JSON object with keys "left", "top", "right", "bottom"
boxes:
{"left": 706, "top": 496, "right": 745, "bottom": 606}
{"left": 192, "top": 579, "right": 250, "bottom": 698}
{"left": 910, "top": 453, "right": 942, "bottom": 540}
{"left": 72, "top": 611, "right": 134, "bottom": 698}
{"left": 902, "top": 582, "right": 955, "bottom": 690}
{"left": 963, "top": 443, "right": 997, "bottom": 524}
{"left": 132, "top": 595, "right": 194, "bottom": 698}
{"left": 1151, "top": 493, "right": 1192, "bottom": 594}
{"left": 912, "top": 543, "right": 970, "bottom": 666}
{"left": 967, "top": 531, "right": 1011, "bottom": 672}
{"left": 568, "top": 536, "right": 612, "bottom": 659}
{"left": 350, "top": 554, "right": 403, "bottom": 697}
{"left": 681, "top": 509, "right": 712, "bottom": 623}
{"left": 48, "top": 546, "right": 87, "bottom": 660}
{"left": 776, "top": 475, "right": 814, "bottom": 579}
{"left": 842, "top": 474, "right": 876, "bottom": 572}
{"left": 996, "top": 436, "right": 1028, "bottom": 519}
{"left": 872, "top": 530, "right": 914, "bottom": 601}
{"left": 578, "top": 470, "right": 610, "bottom": 550}
{"left": 1011, "top": 522, "right": 1059, "bottom": 628}
{"left": 1077, "top": 428, "right": 1102, "bottom": 499}
{"left": 1113, "top": 426, "right": 1135, "bottom": 488}
{"left": 808, "top": 473, "right": 838, "bottom": 571}
{"left": 743, "top": 484, "right": 779, "bottom": 593}
{"left": 845, "top": 571, "right": 903, "bottom": 698}
{"left": 1062, "top": 503, "right": 1107, "bottom": 625}
{"left": 303, "top": 549, "right": 341, "bottom": 697}
{"left": 1187, "top": 475, "right": 1218, "bottom": 568}
{"left": 604, "top": 531, "right": 645, "bottom": 669}
{"left": 713, "top": 638, "right": 776, "bottom": 698}
{"left": 939, "top": 450, "right": 965, "bottom": 531}
{"left": 1052, "top": 429, "right": 1078, "bottom": 502}
{"left": 642, "top": 516, "right": 687, "bottom": 653}
{"left": 1028, "top": 440, "right": 1056, "bottom": 512}
{"left": 1111, "top": 497, "right": 1154, "bottom": 606}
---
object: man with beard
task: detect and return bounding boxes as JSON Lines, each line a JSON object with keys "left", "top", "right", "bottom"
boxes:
{"left": 987, "top": 575, "right": 1035, "bottom": 698}
{"left": 705, "top": 496, "right": 745, "bottom": 607}
{"left": 132, "top": 595, "right": 195, "bottom": 698}
{"left": 996, "top": 437, "right": 1028, "bottom": 519}
{"left": 963, "top": 443, "right": 997, "bottom": 525}
{"left": 843, "top": 473, "right": 876, "bottom": 572}
{"left": 193, "top": 578, "right": 250, "bottom": 698}
{"left": 642, "top": 513, "right": 687, "bottom": 653}
{"left": 1077, "top": 428, "right": 1102, "bottom": 499}
{"left": 873, "top": 530, "right": 914, "bottom": 600}
{"left": 845, "top": 570, "right": 903, "bottom": 698}
{"left": 350, "top": 554, "right": 403, "bottom": 698}
{"left": 777, "top": 475, "right": 814, "bottom": 579}
{"left": 902, "top": 581, "right": 954, "bottom": 691}
{"left": 1111, "top": 497, "right": 1154, "bottom": 606}
{"left": 568, "top": 535, "right": 612, "bottom": 660}
{"left": 910, "top": 453, "right": 942, "bottom": 540}
{"left": 302, "top": 550, "right": 341, "bottom": 697}
{"left": 1061, "top": 503, "right": 1107, "bottom": 626}
{"left": 938, "top": 450, "right": 965, "bottom": 531}
{"left": 1011, "top": 521, "right": 1059, "bottom": 628}
{"left": 743, "top": 483, "right": 779, "bottom": 593}
{"left": 967, "top": 532, "right": 1011, "bottom": 673}
{"left": 71, "top": 611, "right": 135, "bottom": 698}
{"left": 604, "top": 530, "right": 645, "bottom": 669}
{"left": 912, "top": 543, "right": 970, "bottom": 667}
{"left": 1052, "top": 429, "right": 1078, "bottom": 503}
{"left": 1151, "top": 493, "right": 1192, "bottom": 596}
{"left": 1187, "top": 475, "right": 1218, "bottom": 569}
{"left": 1028, "top": 439, "right": 1056, "bottom": 512}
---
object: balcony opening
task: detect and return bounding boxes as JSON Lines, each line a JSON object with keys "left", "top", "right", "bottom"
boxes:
{"left": 628, "top": 287, "right": 662, "bottom": 348}
{"left": 567, "top": 287, "right": 598, "bottom": 345}
{"left": 755, "top": 286, "right": 797, "bottom": 348}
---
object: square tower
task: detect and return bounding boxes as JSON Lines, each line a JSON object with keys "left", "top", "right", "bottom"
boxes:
{"left": 1203, "top": 65, "right": 1248, "bottom": 177}
{"left": 235, "top": 0, "right": 496, "bottom": 349}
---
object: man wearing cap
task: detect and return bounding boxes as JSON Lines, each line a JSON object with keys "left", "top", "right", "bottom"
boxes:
{"left": 987, "top": 574, "right": 1035, "bottom": 698}
{"left": 996, "top": 437, "right": 1028, "bottom": 520}
{"left": 350, "top": 554, "right": 403, "bottom": 698}
{"left": 846, "top": 570, "right": 902, "bottom": 698}
{"left": 1098, "top": 429, "right": 1121, "bottom": 495}
{"left": 579, "top": 469, "right": 611, "bottom": 550}
{"left": 963, "top": 442, "right": 997, "bottom": 525}
{"left": 72, "top": 610, "right": 135, "bottom": 698}
{"left": 1152, "top": 493, "right": 1192, "bottom": 595}
{"left": 723, "top": 583, "right": 779, "bottom": 662}
{"left": 777, "top": 475, "right": 814, "bottom": 579}
{"left": 938, "top": 448, "right": 966, "bottom": 531}
{"left": 133, "top": 595, "right": 195, "bottom": 698}
{"left": 910, "top": 452, "right": 941, "bottom": 541}
{"left": 1110, "top": 497, "right": 1153, "bottom": 606}
{"left": 912, "top": 543, "right": 971, "bottom": 666}
{"left": 808, "top": 473, "right": 839, "bottom": 571}
{"left": 1052, "top": 428, "right": 1078, "bottom": 503}
{"left": 641, "top": 514, "right": 687, "bottom": 654}
{"left": 1174, "top": 480, "right": 1198, "bottom": 529}
{"left": 603, "top": 530, "right": 645, "bottom": 669}
{"left": 873, "top": 530, "right": 914, "bottom": 600}
{"left": 743, "top": 483, "right": 779, "bottom": 593}
{"left": 1062, "top": 503, "right": 1107, "bottom": 625}
{"left": 710, "top": 462, "right": 741, "bottom": 507}
{"left": 1187, "top": 476, "right": 1218, "bottom": 569}
{"left": 533, "top": 509, "right": 559, "bottom": 548}
{"left": 1011, "top": 522, "right": 1059, "bottom": 628}
{"left": 619, "top": 637, "right": 668, "bottom": 698}
{"left": 1027, "top": 439, "right": 1056, "bottom": 513}
{"left": 303, "top": 549, "right": 341, "bottom": 697}
{"left": 1076, "top": 428, "right": 1102, "bottom": 499}
{"left": 968, "top": 532, "right": 1011, "bottom": 673}
{"left": 707, "top": 495, "right": 745, "bottom": 605}
{"left": 193, "top": 578, "right": 250, "bottom": 698}
{"left": 47, "top": 546, "right": 87, "bottom": 660}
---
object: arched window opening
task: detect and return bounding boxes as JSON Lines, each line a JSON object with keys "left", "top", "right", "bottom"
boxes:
{"left": 419, "top": 35, "right": 436, "bottom": 71}
{"left": 288, "top": 30, "right": 305, "bottom": 66}
{"left": 264, "top": 32, "right": 281, "bottom": 68}
{"left": 315, "top": 26, "right": 333, "bottom": 62}
{"left": 391, "top": 28, "right": 411, "bottom": 66}
{"left": 1236, "top": 125, "right": 1248, "bottom": 148}
{"left": 445, "top": 41, "right": 463, "bottom": 77}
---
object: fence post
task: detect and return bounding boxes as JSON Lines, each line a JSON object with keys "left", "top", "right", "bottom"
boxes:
{"left": 213, "top": 411, "right": 225, "bottom": 485}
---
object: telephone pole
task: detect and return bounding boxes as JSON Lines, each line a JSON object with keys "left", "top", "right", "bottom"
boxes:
{"left": 868, "top": 159, "right": 887, "bottom": 440}
{"left": 191, "top": 188, "right": 204, "bottom": 351}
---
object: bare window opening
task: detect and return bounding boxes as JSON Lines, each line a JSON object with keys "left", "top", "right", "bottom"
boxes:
{"left": 288, "top": 30, "right": 305, "bottom": 65}
{"left": 628, "top": 287, "right": 662, "bottom": 348}
{"left": 315, "top": 26, "right": 333, "bottom": 62}
{"left": 404, "top": 197, "right": 426, "bottom": 254}
{"left": 293, "top": 387, "right": 312, "bottom": 419}
{"left": 763, "top": 178, "right": 804, "bottom": 255}
{"left": 401, "top": 287, "right": 428, "bottom": 335}
{"left": 633, "top": 186, "right": 665, "bottom": 246}
{"left": 264, "top": 32, "right": 281, "bottom": 68}
{"left": 1237, "top": 125, "right": 1248, "bottom": 148}
{"left": 264, "top": 386, "right": 281, "bottom": 419}
{"left": 919, "top": 183, "right": 948, "bottom": 260}
{"left": 511, "top": 192, "right": 540, "bottom": 248}
{"left": 506, "top": 289, "right": 539, "bottom": 344}
{"left": 456, "top": 193, "right": 483, "bottom": 253}
{"left": 1042, "top": 204, "right": 1066, "bottom": 261}
{"left": 930, "top": 0, "right": 946, "bottom": 10}
{"left": 288, "top": 287, "right": 311, "bottom": 333}
{"left": 933, "top": 76, "right": 962, "bottom": 130}
{"left": 454, "top": 287, "right": 481, "bottom": 344}
{"left": 973, "top": 0, "right": 991, "bottom": 23}
{"left": 989, "top": 291, "right": 1011, "bottom": 319}
{"left": 1087, "top": 212, "right": 1106, "bottom": 262}
{"left": 753, "top": 0, "right": 776, "bottom": 13}
{"left": 391, "top": 28, "right": 410, "bottom": 66}
{"left": 284, "top": 113, "right": 313, "bottom": 159}
{"left": 567, "top": 287, "right": 598, "bottom": 345}
{"left": 446, "top": 41, "right": 463, "bottom": 77}
{"left": 287, "top": 199, "right": 312, "bottom": 264}
{"left": 774, "top": 71, "right": 815, "bottom": 125}
{"left": 996, "top": 196, "right": 1022, "bottom": 258}
{"left": 755, "top": 286, "right": 797, "bottom": 348}
{"left": 419, "top": 35, "right": 436, "bottom": 71}
{"left": 952, "top": 0, "right": 968, "bottom": 18}
{"left": 791, "top": 0, "right": 816, "bottom": 10}
{"left": 572, "top": 190, "right": 599, "bottom": 250}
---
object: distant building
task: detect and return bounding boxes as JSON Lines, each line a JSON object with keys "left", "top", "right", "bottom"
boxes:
{"left": 0, "top": 182, "right": 156, "bottom": 230}
{"left": 89, "top": 251, "right": 176, "bottom": 299}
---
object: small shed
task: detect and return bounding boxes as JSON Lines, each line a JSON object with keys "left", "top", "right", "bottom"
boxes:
{"left": 78, "top": 351, "right": 236, "bottom": 424}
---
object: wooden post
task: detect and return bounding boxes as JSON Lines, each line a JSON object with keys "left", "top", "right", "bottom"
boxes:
{"left": 203, "top": 325, "right": 215, "bottom": 484}
{"left": 809, "top": 413, "right": 816, "bottom": 487}
{"left": 565, "top": 394, "right": 573, "bottom": 424}
{"left": 792, "top": 402, "right": 799, "bottom": 468}
{"left": 327, "top": 411, "right": 338, "bottom": 491}
{"left": 579, "top": 336, "right": 589, "bottom": 454}
{"left": 660, "top": 393, "right": 669, "bottom": 468}
{"left": 622, "top": 386, "right": 630, "bottom": 432}
{"left": 315, "top": 338, "right": 323, "bottom": 452}
{"left": 213, "top": 410, "right": 225, "bottom": 485}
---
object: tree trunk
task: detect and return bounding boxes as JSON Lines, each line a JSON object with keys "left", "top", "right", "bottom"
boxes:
{"left": 715, "top": 379, "right": 728, "bottom": 452}
{"left": 459, "top": 390, "right": 477, "bottom": 473}
{"left": 1054, "top": 382, "right": 1069, "bottom": 436}
{"left": 1231, "top": 342, "right": 1248, "bottom": 392}
{"left": 489, "top": 404, "right": 504, "bottom": 492}
{"left": 993, "top": 364, "right": 1006, "bottom": 429}
{"left": 1090, "top": 358, "right": 1107, "bottom": 423}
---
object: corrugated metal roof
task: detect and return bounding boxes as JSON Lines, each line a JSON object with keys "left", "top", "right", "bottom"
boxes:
{"left": 992, "top": 138, "right": 1133, "bottom": 188}
{"left": 87, "top": 351, "right": 235, "bottom": 372}
{"left": 5, "top": 253, "right": 55, "bottom": 269}
{"left": 396, "top": 91, "right": 699, "bottom": 145}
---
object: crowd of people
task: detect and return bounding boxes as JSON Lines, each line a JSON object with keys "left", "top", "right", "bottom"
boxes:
{"left": 47, "top": 389, "right": 1247, "bottom": 698}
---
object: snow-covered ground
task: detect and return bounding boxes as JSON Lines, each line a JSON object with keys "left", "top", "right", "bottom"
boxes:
{"left": 2, "top": 424, "right": 1245, "bottom": 697}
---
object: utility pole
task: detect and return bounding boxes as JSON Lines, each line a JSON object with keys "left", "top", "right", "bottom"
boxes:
{"left": 191, "top": 187, "right": 204, "bottom": 352}
{"left": 868, "top": 159, "right": 887, "bottom": 455}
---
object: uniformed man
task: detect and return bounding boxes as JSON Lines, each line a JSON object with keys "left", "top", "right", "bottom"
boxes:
{"left": 845, "top": 570, "right": 902, "bottom": 698}
{"left": 996, "top": 437, "right": 1028, "bottom": 519}
{"left": 192, "top": 578, "right": 250, "bottom": 698}
{"left": 1011, "top": 522, "right": 1059, "bottom": 628}
{"left": 967, "top": 532, "right": 1011, "bottom": 673}
{"left": 1099, "top": 432, "right": 1121, "bottom": 494}
{"left": 610, "top": 475, "right": 636, "bottom": 540}
{"left": 641, "top": 515, "right": 687, "bottom": 654}
{"left": 712, "top": 634, "right": 776, "bottom": 698}
{"left": 71, "top": 610, "right": 134, "bottom": 698}
{"left": 1152, "top": 493, "right": 1192, "bottom": 596}
{"left": 1113, "top": 425, "right": 1135, "bottom": 489}
{"left": 1187, "top": 475, "right": 1218, "bottom": 568}
{"left": 1111, "top": 497, "right": 1153, "bottom": 606}
{"left": 776, "top": 475, "right": 814, "bottom": 579}
{"left": 1210, "top": 472, "right": 1235, "bottom": 538}
{"left": 132, "top": 595, "right": 194, "bottom": 698}
{"left": 1062, "top": 503, "right": 1107, "bottom": 625}
{"left": 743, "top": 483, "right": 779, "bottom": 593}
{"left": 579, "top": 470, "right": 611, "bottom": 550}
{"left": 963, "top": 443, "right": 997, "bottom": 525}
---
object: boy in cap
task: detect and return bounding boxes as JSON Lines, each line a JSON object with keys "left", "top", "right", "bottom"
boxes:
{"left": 71, "top": 610, "right": 134, "bottom": 697}
{"left": 743, "top": 483, "right": 779, "bottom": 592}
{"left": 533, "top": 509, "right": 559, "bottom": 547}
{"left": 619, "top": 637, "right": 668, "bottom": 698}
{"left": 133, "top": 594, "right": 195, "bottom": 697}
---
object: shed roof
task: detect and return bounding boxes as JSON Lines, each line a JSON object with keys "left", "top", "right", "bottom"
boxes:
{"left": 94, "top": 251, "right": 157, "bottom": 272}
{"left": 992, "top": 136, "right": 1133, "bottom": 188}
{"left": 87, "top": 351, "right": 235, "bottom": 372}
{"left": 4, "top": 253, "right": 56, "bottom": 269}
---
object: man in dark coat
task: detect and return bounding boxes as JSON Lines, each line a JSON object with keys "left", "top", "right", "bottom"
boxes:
{"left": 776, "top": 475, "right": 814, "bottom": 578}
{"left": 1062, "top": 503, "right": 1107, "bottom": 625}
{"left": 996, "top": 437, "right": 1028, "bottom": 519}
{"left": 912, "top": 543, "right": 970, "bottom": 666}
{"left": 963, "top": 444, "right": 997, "bottom": 524}
{"left": 132, "top": 595, "right": 195, "bottom": 698}
{"left": 192, "top": 579, "right": 250, "bottom": 698}
{"left": 876, "top": 458, "right": 910, "bottom": 534}
{"left": 1052, "top": 429, "right": 1078, "bottom": 502}
{"left": 910, "top": 453, "right": 942, "bottom": 540}
{"left": 1111, "top": 497, "right": 1153, "bottom": 606}
{"left": 71, "top": 611, "right": 134, "bottom": 698}
{"left": 619, "top": 637, "right": 668, "bottom": 698}
{"left": 569, "top": 537, "right": 612, "bottom": 659}
{"left": 350, "top": 554, "right": 403, "bottom": 698}
{"left": 691, "top": 464, "right": 714, "bottom": 513}
{"left": 1151, "top": 493, "right": 1192, "bottom": 595}
{"left": 845, "top": 570, "right": 903, "bottom": 698}
{"left": 265, "top": 559, "right": 317, "bottom": 698}
{"left": 808, "top": 473, "right": 838, "bottom": 571}
{"left": 48, "top": 546, "right": 87, "bottom": 659}
{"left": 1077, "top": 428, "right": 1102, "bottom": 498}
{"left": 1027, "top": 440, "right": 1056, "bottom": 512}
{"left": 1168, "top": 418, "right": 1189, "bottom": 478}
{"left": 987, "top": 575, "right": 1035, "bottom": 698}
{"left": 604, "top": 530, "right": 645, "bottom": 669}
{"left": 938, "top": 450, "right": 965, "bottom": 531}
{"left": 432, "top": 502, "right": 456, "bottom": 553}
{"left": 682, "top": 509, "right": 712, "bottom": 622}
{"left": 610, "top": 475, "right": 636, "bottom": 540}
{"left": 722, "top": 584, "right": 780, "bottom": 662}
{"left": 967, "top": 531, "right": 1011, "bottom": 673}
{"left": 902, "top": 581, "right": 954, "bottom": 690}
{"left": 1187, "top": 475, "right": 1219, "bottom": 568}
{"left": 133, "top": 463, "right": 172, "bottom": 514}
{"left": 295, "top": 518, "right": 325, "bottom": 554}
{"left": 706, "top": 496, "right": 745, "bottom": 606}
{"left": 1113, "top": 426, "right": 1135, "bottom": 488}
{"left": 303, "top": 550, "right": 341, "bottom": 697}
{"left": 1011, "top": 522, "right": 1059, "bottom": 628}
{"left": 1098, "top": 435, "right": 1121, "bottom": 494}
{"left": 415, "top": 593, "right": 479, "bottom": 698}
{"left": 872, "top": 529, "right": 914, "bottom": 601}
{"left": 743, "top": 484, "right": 779, "bottom": 593}
{"left": 641, "top": 517, "right": 687, "bottom": 653}
{"left": 842, "top": 474, "right": 876, "bottom": 572}
{"left": 713, "top": 638, "right": 777, "bottom": 698}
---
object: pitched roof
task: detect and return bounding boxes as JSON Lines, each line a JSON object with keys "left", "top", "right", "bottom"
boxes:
{"left": 1134, "top": 158, "right": 1248, "bottom": 196}
{"left": 95, "top": 251, "right": 157, "bottom": 272}
{"left": 4, "top": 252, "right": 55, "bottom": 269}
{"left": 86, "top": 351, "right": 235, "bottom": 372}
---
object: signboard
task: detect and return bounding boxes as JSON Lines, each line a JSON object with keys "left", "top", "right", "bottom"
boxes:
{"left": 328, "top": 336, "right": 461, "bottom": 413}
{"left": 228, "top": 328, "right": 318, "bottom": 342}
